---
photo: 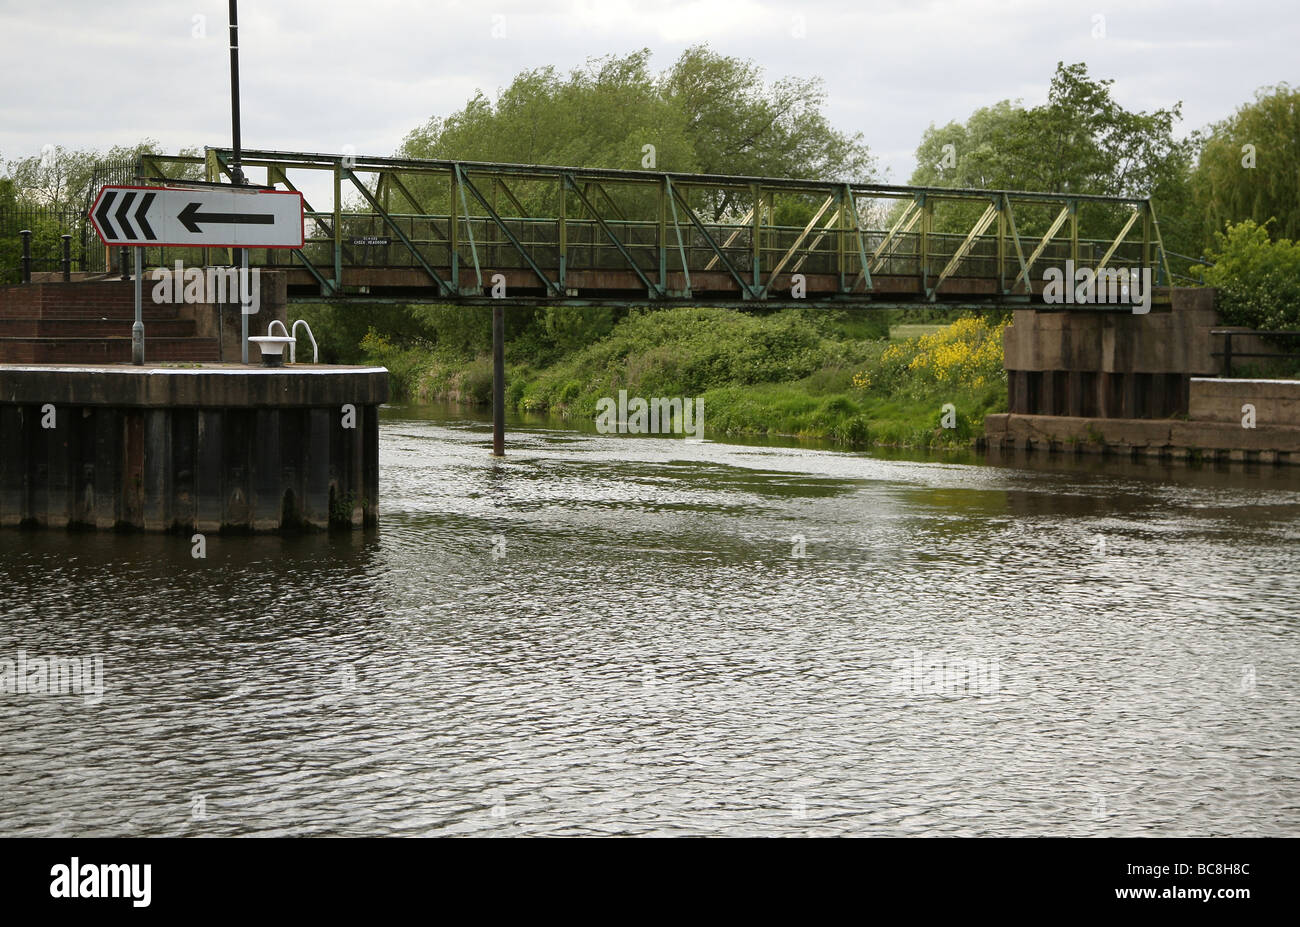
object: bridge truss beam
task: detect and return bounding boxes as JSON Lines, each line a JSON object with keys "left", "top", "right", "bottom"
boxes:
{"left": 114, "top": 147, "right": 1171, "bottom": 309}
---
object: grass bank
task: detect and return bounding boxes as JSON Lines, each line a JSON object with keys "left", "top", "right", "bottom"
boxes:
{"left": 323, "top": 305, "right": 1009, "bottom": 450}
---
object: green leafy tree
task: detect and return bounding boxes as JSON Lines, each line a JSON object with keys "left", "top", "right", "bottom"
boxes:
{"left": 2, "top": 140, "right": 204, "bottom": 278}
{"left": 906, "top": 62, "right": 1193, "bottom": 246}
{"left": 404, "top": 51, "right": 694, "bottom": 171}
{"left": 3, "top": 140, "right": 194, "bottom": 212}
{"left": 663, "top": 45, "right": 873, "bottom": 181}
{"left": 398, "top": 50, "right": 694, "bottom": 220}
{"left": 399, "top": 46, "right": 874, "bottom": 221}
{"left": 1190, "top": 84, "right": 1300, "bottom": 246}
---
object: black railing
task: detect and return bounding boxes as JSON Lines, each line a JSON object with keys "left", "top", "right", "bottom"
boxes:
{"left": 1211, "top": 329, "right": 1300, "bottom": 377}
{"left": 0, "top": 205, "right": 105, "bottom": 283}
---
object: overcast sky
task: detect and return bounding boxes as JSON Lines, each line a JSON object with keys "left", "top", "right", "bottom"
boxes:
{"left": 2, "top": 0, "right": 1297, "bottom": 187}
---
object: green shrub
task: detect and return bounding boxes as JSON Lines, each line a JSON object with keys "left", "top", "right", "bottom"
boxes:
{"left": 1196, "top": 220, "right": 1300, "bottom": 330}
{"left": 459, "top": 357, "right": 495, "bottom": 404}
{"left": 358, "top": 328, "right": 432, "bottom": 400}
{"left": 296, "top": 303, "right": 436, "bottom": 364}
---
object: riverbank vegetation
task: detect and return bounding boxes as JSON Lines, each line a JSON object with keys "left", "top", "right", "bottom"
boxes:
{"left": 304, "top": 302, "right": 1005, "bottom": 448}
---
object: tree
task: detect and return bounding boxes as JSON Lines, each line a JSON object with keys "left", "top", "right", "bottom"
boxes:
{"left": 406, "top": 52, "right": 696, "bottom": 172}
{"left": 398, "top": 51, "right": 695, "bottom": 219}
{"left": 7, "top": 141, "right": 147, "bottom": 212}
{"left": 662, "top": 45, "right": 873, "bottom": 222}
{"left": 906, "top": 62, "right": 1193, "bottom": 246}
{"left": 661, "top": 46, "right": 873, "bottom": 206}
{"left": 398, "top": 46, "right": 874, "bottom": 221}
{"left": 1190, "top": 83, "right": 1300, "bottom": 246}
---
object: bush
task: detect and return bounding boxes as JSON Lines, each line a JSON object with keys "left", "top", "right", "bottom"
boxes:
{"left": 358, "top": 328, "right": 432, "bottom": 400}
{"left": 853, "top": 316, "right": 1007, "bottom": 395}
{"left": 459, "top": 357, "right": 495, "bottom": 404}
{"left": 518, "top": 306, "right": 882, "bottom": 414}
{"left": 409, "top": 304, "right": 492, "bottom": 356}
{"left": 340, "top": 302, "right": 1004, "bottom": 449}
{"left": 1195, "top": 220, "right": 1300, "bottom": 331}
{"left": 296, "top": 303, "right": 436, "bottom": 364}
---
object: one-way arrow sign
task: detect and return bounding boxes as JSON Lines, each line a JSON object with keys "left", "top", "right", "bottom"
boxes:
{"left": 89, "top": 185, "right": 304, "bottom": 248}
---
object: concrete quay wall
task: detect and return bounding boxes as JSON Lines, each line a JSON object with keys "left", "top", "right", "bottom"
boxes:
{"left": 0, "top": 364, "right": 388, "bottom": 532}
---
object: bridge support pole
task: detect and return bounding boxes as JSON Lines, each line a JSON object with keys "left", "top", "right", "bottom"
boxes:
{"left": 492, "top": 304, "right": 505, "bottom": 457}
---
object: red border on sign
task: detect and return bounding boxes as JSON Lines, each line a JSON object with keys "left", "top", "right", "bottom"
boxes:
{"left": 88, "top": 185, "right": 306, "bottom": 249}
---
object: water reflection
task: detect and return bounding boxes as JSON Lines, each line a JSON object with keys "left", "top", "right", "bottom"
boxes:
{"left": 1, "top": 405, "right": 1297, "bottom": 836}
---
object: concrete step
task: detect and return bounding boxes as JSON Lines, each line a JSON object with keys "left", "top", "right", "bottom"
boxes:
{"left": 0, "top": 337, "right": 221, "bottom": 365}
{"left": 0, "top": 282, "right": 183, "bottom": 320}
{"left": 0, "top": 318, "right": 198, "bottom": 338}
{"left": 0, "top": 302, "right": 182, "bottom": 321}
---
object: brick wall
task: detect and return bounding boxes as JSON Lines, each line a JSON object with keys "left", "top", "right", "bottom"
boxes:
{"left": 0, "top": 271, "right": 289, "bottom": 364}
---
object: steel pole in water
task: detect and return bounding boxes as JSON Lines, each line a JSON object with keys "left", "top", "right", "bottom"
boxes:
{"left": 132, "top": 247, "right": 144, "bottom": 365}
{"left": 492, "top": 304, "right": 505, "bottom": 456}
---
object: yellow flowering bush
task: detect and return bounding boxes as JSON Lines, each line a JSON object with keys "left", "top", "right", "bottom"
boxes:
{"left": 853, "top": 316, "right": 1007, "bottom": 393}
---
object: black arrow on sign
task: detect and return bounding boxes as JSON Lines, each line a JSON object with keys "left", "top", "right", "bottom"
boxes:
{"left": 134, "top": 192, "right": 157, "bottom": 240}
{"left": 95, "top": 190, "right": 118, "bottom": 239}
{"left": 92, "top": 190, "right": 158, "bottom": 241}
{"left": 114, "top": 191, "right": 137, "bottom": 240}
{"left": 178, "top": 202, "right": 275, "bottom": 234}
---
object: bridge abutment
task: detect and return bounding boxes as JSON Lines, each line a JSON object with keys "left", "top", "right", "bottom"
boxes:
{"left": 988, "top": 288, "right": 1300, "bottom": 462}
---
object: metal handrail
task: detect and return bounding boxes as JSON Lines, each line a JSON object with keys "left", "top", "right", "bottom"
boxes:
{"left": 1210, "top": 329, "right": 1300, "bottom": 377}
{"left": 290, "top": 319, "right": 318, "bottom": 364}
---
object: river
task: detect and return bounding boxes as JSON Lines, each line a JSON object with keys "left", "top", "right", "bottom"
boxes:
{"left": 2, "top": 404, "right": 1297, "bottom": 836}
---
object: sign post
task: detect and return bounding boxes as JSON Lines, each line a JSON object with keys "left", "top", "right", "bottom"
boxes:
{"left": 241, "top": 249, "right": 250, "bottom": 364}
{"left": 132, "top": 247, "right": 143, "bottom": 365}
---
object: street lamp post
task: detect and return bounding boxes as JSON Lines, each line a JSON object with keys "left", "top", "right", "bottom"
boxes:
{"left": 229, "top": 0, "right": 250, "bottom": 363}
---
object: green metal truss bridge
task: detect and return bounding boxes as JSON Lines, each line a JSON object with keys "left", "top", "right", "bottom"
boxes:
{"left": 105, "top": 148, "right": 1174, "bottom": 309}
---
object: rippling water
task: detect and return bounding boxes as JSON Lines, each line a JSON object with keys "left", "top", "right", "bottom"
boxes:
{"left": 2, "top": 404, "right": 1298, "bottom": 836}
